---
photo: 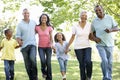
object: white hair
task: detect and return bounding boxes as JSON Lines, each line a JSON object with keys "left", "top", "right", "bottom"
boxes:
{"left": 79, "top": 10, "right": 87, "bottom": 17}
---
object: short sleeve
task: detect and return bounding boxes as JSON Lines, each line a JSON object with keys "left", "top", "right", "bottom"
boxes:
{"left": 16, "top": 24, "right": 22, "bottom": 38}
{"left": 49, "top": 26, "right": 53, "bottom": 32}
{"left": 55, "top": 43, "right": 57, "bottom": 48}
{"left": 55, "top": 43, "right": 59, "bottom": 53}
{"left": 72, "top": 26, "right": 76, "bottom": 34}
{"left": 35, "top": 26, "right": 38, "bottom": 33}
{"left": 91, "top": 21, "right": 95, "bottom": 32}
{"left": 111, "top": 17, "right": 118, "bottom": 28}
{"left": 14, "top": 40, "right": 19, "bottom": 48}
{"left": 65, "top": 41, "right": 68, "bottom": 47}
{"left": 0, "top": 39, "right": 4, "bottom": 47}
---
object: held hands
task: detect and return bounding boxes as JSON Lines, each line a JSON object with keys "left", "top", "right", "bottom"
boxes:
{"left": 51, "top": 46, "right": 56, "bottom": 53}
{"left": 18, "top": 40, "right": 23, "bottom": 47}
{"left": 65, "top": 48, "right": 71, "bottom": 54}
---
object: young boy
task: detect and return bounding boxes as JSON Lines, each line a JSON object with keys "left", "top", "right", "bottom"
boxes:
{"left": 0, "top": 29, "right": 20, "bottom": 80}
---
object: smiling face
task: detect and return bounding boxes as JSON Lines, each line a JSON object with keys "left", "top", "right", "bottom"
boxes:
{"left": 22, "top": 9, "right": 30, "bottom": 20}
{"left": 56, "top": 33, "right": 63, "bottom": 41}
{"left": 54, "top": 32, "right": 66, "bottom": 42}
{"left": 80, "top": 11, "right": 87, "bottom": 22}
{"left": 41, "top": 15, "right": 48, "bottom": 24}
{"left": 94, "top": 6, "right": 104, "bottom": 18}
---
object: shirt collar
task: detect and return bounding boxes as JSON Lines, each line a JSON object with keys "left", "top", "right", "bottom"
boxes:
{"left": 96, "top": 14, "right": 107, "bottom": 20}
{"left": 5, "top": 37, "right": 12, "bottom": 40}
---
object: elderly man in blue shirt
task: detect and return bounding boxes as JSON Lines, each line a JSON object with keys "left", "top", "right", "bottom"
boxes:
{"left": 91, "top": 5, "right": 119, "bottom": 80}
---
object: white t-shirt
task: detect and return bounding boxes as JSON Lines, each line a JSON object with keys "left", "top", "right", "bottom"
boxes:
{"left": 72, "top": 22, "right": 91, "bottom": 49}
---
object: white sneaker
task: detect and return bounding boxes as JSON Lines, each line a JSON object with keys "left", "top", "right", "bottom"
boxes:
{"left": 62, "top": 75, "right": 66, "bottom": 80}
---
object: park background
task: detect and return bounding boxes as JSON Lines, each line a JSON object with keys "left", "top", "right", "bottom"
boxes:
{"left": 0, "top": 0, "right": 120, "bottom": 80}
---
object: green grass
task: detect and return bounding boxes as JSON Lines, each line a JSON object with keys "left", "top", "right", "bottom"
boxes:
{"left": 0, "top": 60, "right": 120, "bottom": 80}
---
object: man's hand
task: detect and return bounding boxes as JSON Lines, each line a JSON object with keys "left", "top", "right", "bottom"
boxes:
{"left": 94, "top": 37, "right": 101, "bottom": 43}
{"left": 104, "top": 28, "right": 112, "bottom": 33}
{"left": 16, "top": 38, "right": 23, "bottom": 46}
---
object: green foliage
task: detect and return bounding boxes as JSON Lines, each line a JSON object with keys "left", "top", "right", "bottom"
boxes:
{"left": 1, "top": 0, "right": 120, "bottom": 49}
{"left": 0, "top": 0, "right": 22, "bottom": 42}
{"left": 2, "top": 0, "right": 22, "bottom": 13}
{"left": 39, "top": 0, "right": 94, "bottom": 27}
{"left": 115, "top": 32, "right": 120, "bottom": 48}
{"left": 0, "top": 17, "right": 17, "bottom": 42}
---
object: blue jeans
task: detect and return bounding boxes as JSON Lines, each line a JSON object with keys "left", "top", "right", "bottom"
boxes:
{"left": 21, "top": 45, "right": 38, "bottom": 80}
{"left": 4, "top": 60, "right": 14, "bottom": 80}
{"left": 38, "top": 47, "right": 52, "bottom": 80}
{"left": 58, "top": 58, "right": 68, "bottom": 72}
{"left": 96, "top": 45, "right": 113, "bottom": 80}
{"left": 75, "top": 47, "right": 92, "bottom": 80}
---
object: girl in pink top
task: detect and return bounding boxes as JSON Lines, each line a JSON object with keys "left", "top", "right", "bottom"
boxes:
{"left": 35, "top": 13, "right": 53, "bottom": 80}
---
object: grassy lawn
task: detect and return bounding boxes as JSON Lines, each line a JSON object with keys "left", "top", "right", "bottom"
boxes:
{"left": 0, "top": 60, "right": 120, "bottom": 80}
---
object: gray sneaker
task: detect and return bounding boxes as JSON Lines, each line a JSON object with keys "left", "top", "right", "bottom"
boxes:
{"left": 87, "top": 78, "right": 91, "bottom": 80}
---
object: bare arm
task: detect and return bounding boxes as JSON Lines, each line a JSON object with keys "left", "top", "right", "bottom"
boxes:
{"left": 49, "top": 31, "right": 53, "bottom": 48}
{"left": 89, "top": 32, "right": 101, "bottom": 43}
{"left": 65, "top": 34, "right": 75, "bottom": 53}
{"left": 105, "top": 26, "right": 119, "bottom": 33}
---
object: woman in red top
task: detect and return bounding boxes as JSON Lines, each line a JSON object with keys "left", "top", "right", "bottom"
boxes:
{"left": 35, "top": 14, "right": 53, "bottom": 80}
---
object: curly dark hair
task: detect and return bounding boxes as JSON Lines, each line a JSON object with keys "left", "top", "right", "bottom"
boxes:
{"left": 54, "top": 32, "right": 66, "bottom": 42}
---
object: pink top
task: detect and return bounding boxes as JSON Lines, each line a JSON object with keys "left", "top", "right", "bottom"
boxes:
{"left": 35, "top": 26, "right": 53, "bottom": 47}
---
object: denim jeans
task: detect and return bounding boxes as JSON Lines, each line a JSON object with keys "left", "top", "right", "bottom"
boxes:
{"left": 4, "top": 60, "right": 14, "bottom": 80}
{"left": 75, "top": 47, "right": 92, "bottom": 80}
{"left": 58, "top": 58, "right": 68, "bottom": 72}
{"left": 96, "top": 45, "right": 113, "bottom": 80}
{"left": 21, "top": 45, "right": 38, "bottom": 80}
{"left": 38, "top": 47, "right": 52, "bottom": 80}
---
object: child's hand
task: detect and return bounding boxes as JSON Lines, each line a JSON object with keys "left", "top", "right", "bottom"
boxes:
{"left": 65, "top": 49, "right": 71, "bottom": 54}
{"left": 51, "top": 46, "right": 56, "bottom": 53}
{"left": 17, "top": 39, "right": 23, "bottom": 46}
{"left": 65, "top": 49, "right": 68, "bottom": 54}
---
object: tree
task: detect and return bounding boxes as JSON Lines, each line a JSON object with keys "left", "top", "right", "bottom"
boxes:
{"left": 0, "top": 0, "right": 120, "bottom": 48}
{"left": 0, "top": 0, "right": 21, "bottom": 41}
{"left": 0, "top": 0, "right": 39, "bottom": 41}
{"left": 39, "top": 0, "right": 120, "bottom": 48}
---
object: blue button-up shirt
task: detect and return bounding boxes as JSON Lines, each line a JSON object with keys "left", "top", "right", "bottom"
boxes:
{"left": 16, "top": 19, "right": 36, "bottom": 48}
